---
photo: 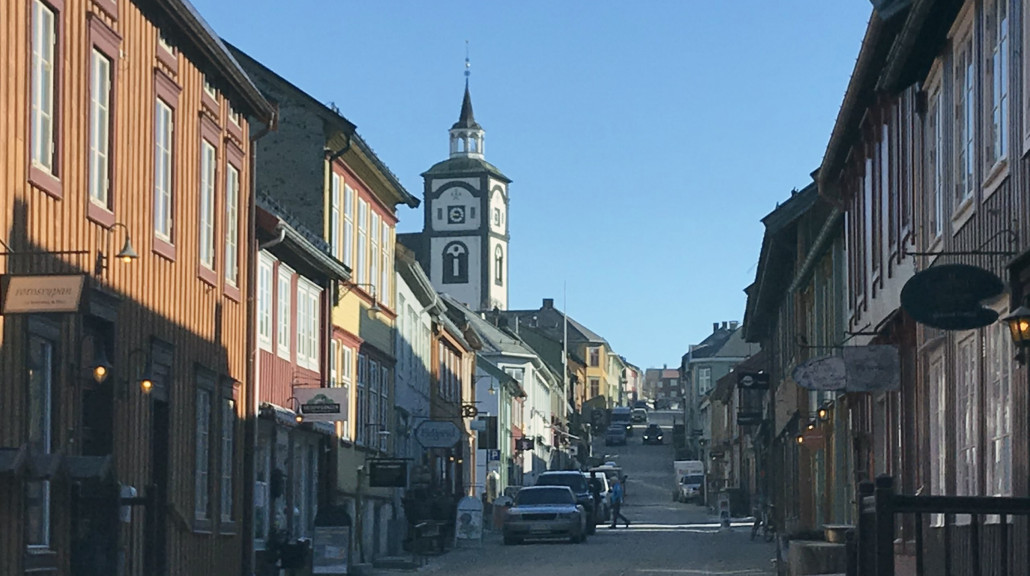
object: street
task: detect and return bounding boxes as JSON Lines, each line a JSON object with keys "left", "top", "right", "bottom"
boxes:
{"left": 411, "top": 411, "right": 777, "bottom": 575}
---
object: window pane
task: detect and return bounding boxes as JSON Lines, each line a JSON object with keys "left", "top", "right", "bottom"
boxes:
{"left": 200, "top": 141, "right": 216, "bottom": 267}
{"left": 225, "top": 164, "right": 240, "bottom": 284}
{"left": 90, "top": 50, "right": 112, "bottom": 206}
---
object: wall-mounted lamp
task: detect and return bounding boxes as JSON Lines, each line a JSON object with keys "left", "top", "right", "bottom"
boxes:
{"left": 1002, "top": 306, "right": 1030, "bottom": 360}
{"left": 795, "top": 434, "right": 804, "bottom": 446}
{"left": 806, "top": 419, "right": 817, "bottom": 431}
{"left": 488, "top": 381, "right": 496, "bottom": 395}
{"left": 94, "top": 222, "right": 138, "bottom": 277}
{"left": 337, "top": 281, "right": 382, "bottom": 319}
{"left": 816, "top": 405, "right": 831, "bottom": 422}
{"left": 92, "top": 345, "right": 112, "bottom": 384}
{"left": 288, "top": 397, "right": 304, "bottom": 423}
{"left": 127, "top": 348, "right": 154, "bottom": 396}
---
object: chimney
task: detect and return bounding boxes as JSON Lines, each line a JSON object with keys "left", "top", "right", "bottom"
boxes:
{"left": 730, "top": 321, "right": 740, "bottom": 330}
{"left": 543, "top": 298, "right": 554, "bottom": 309}
{"left": 721, "top": 321, "right": 728, "bottom": 330}
{"left": 712, "top": 322, "right": 719, "bottom": 332}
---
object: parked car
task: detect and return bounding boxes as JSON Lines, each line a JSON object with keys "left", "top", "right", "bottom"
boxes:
{"left": 605, "top": 425, "right": 627, "bottom": 446}
{"left": 502, "top": 486, "right": 586, "bottom": 545}
{"left": 642, "top": 424, "right": 664, "bottom": 445}
{"left": 631, "top": 408, "right": 648, "bottom": 423}
{"left": 584, "top": 471, "right": 611, "bottom": 522}
{"left": 535, "top": 471, "right": 600, "bottom": 534}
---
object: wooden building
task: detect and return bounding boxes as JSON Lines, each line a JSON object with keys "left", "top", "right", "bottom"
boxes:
{"left": 0, "top": 1, "right": 273, "bottom": 575}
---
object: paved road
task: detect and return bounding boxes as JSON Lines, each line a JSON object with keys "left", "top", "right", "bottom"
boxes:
{"left": 405, "top": 410, "right": 778, "bottom": 576}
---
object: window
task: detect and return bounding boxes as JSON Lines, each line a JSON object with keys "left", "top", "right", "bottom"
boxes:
{"left": 927, "top": 75, "right": 944, "bottom": 239}
{"left": 370, "top": 212, "right": 380, "bottom": 295}
{"left": 955, "top": 333, "right": 979, "bottom": 500}
{"left": 277, "top": 266, "right": 292, "bottom": 359}
{"left": 225, "top": 162, "right": 240, "bottom": 286}
{"left": 30, "top": 0, "right": 58, "bottom": 180}
{"left": 228, "top": 105, "right": 240, "bottom": 127}
{"left": 254, "top": 440, "right": 270, "bottom": 544}
{"left": 195, "top": 385, "right": 212, "bottom": 520}
{"left": 370, "top": 359, "right": 380, "bottom": 445}
{"left": 493, "top": 208, "right": 501, "bottom": 226}
{"left": 357, "top": 199, "right": 368, "bottom": 284}
{"left": 296, "top": 278, "right": 321, "bottom": 371}
{"left": 985, "top": 0, "right": 1008, "bottom": 169}
{"left": 494, "top": 245, "right": 504, "bottom": 286}
{"left": 341, "top": 347, "right": 354, "bottom": 387}
{"left": 89, "top": 49, "right": 112, "bottom": 209}
{"left": 380, "top": 364, "right": 390, "bottom": 451}
{"left": 698, "top": 367, "right": 712, "bottom": 394}
{"left": 331, "top": 174, "right": 341, "bottom": 259}
{"left": 26, "top": 332, "right": 55, "bottom": 547}
{"left": 343, "top": 185, "right": 354, "bottom": 267}
{"left": 986, "top": 317, "right": 1012, "bottom": 496}
{"left": 953, "top": 21, "right": 975, "bottom": 208}
{"left": 590, "top": 378, "right": 599, "bottom": 398}
{"left": 381, "top": 223, "right": 391, "bottom": 308}
{"left": 357, "top": 354, "right": 368, "bottom": 445}
{"left": 257, "top": 254, "right": 273, "bottom": 349}
{"left": 589, "top": 347, "right": 600, "bottom": 367}
{"left": 220, "top": 395, "right": 235, "bottom": 523}
{"left": 199, "top": 140, "right": 216, "bottom": 270}
{"left": 203, "top": 76, "right": 217, "bottom": 99}
{"left": 330, "top": 339, "right": 338, "bottom": 385}
{"left": 154, "top": 97, "right": 174, "bottom": 241}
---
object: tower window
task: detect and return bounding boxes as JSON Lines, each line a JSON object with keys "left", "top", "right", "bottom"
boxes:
{"left": 494, "top": 245, "right": 504, "bottom": 286}
{"left": 470, "top": 206, "right": 476, "bottom": 219}
{"left": 443, "top": 241, "right": 469, "bottom": 284}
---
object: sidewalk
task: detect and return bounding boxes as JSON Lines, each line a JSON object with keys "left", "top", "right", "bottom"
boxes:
{"left": 367, "top": 531, "right": 502, "bottom": 575}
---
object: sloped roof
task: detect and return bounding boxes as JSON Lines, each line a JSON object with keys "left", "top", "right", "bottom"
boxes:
{"left": 451, "top": 83, "right": 481, "bottom": 130}
{"left": 440, "top": 294, "right": 535, "bottom": 359}
{"left": 422, "top": 156, "right": 511, "bottom": 183}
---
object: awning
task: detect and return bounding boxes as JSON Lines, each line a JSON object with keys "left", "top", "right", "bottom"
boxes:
{"left": 260, "top": 402, "right": 299, "bottom": 426}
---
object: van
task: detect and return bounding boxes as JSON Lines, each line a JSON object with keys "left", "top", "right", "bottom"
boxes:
{"left": 610, "top": 406, "right": 633, "bottom": 435}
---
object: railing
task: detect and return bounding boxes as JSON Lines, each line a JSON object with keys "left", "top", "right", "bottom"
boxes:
{"left": 852, "top": 475, "right": 1030, "bottom": 576}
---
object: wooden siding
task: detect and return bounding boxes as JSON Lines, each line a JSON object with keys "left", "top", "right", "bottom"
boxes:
{"left": 1, "top": 1, "right": 261, "bottom": 574}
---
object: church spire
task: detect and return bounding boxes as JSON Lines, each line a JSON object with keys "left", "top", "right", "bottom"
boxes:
{"left": 449, "top": 43, "right": 484, "bottom": 158}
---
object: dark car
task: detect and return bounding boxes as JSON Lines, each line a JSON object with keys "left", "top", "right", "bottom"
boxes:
{"left": 605, "top": 425, "right": 627, "bottom": 446}
{"left": 502, "top": 486, "right": 586, "bottom": 545}
{"left": 642, "top": 424, "right": 664, "bottom": 445}
{"left": 535, "top": 471, "right": 599, "bottom": 534}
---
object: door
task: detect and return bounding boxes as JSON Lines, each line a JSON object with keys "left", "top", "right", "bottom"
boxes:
{"left": 145, "top": 400, "right": 170, "bottom": 575}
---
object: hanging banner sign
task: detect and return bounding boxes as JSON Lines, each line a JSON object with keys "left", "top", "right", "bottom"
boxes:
{"left": 1, "top": 274, "right": 86, "bottom": 314}
{"left": 900, "top": 264, "right": 1004, "bottom": 330}
{"left": 792, "top": 346, "right": 899, "bottom": 392}
{"left": 368, "top": 459, "right": 408, "bottom": 488}
{"left": 414, "top": 420, "right": 462, "bottom": 448}
{"left": 294, "top": 387, "right": 348, "bottom": 422}
{"left": 737, "top": 371, "right": 770, "bottom": 390}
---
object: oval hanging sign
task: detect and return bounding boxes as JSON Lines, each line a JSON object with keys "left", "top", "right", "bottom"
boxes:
{"left": 900, "top": 264, "right": 1004, "bottom": 330}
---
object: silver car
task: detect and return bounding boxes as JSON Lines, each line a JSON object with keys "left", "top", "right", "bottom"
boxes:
{"left": 503, "top": 486, "right": 587, "bottom": 545}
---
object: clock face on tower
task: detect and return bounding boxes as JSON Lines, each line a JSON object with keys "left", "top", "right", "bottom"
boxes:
{"left": 447, "top": 205, "right": 466, "bottom": 224}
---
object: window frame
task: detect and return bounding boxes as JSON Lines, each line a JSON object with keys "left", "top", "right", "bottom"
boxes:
{"left": 295, "top": 277, "right": 322, "bottom": 372}
{"left": 950, "top": 8, "right": 976, "bottom": 225}
{"left": 194, "top": 371, "right": 216, "bottom": 530}
{"left": 924, "top": 63, "right": 945, "bottom": 246}
{"left": 343, "top": 184, "right": 355, "bottom": 268}
{"left": 256, "top": 252, "right": 274, "bottom": 350}
{"left": 954, "top": 331, "right": 979, "bottom": 504}
{"left": 357, "top": 198, "right": 368, "bottom": 284}
{"left": 28, "top": 0, "right": 64, "bottom": 199}
{"left": 985, "top": 303, "right": 1012, "bottom": 499}
{"left": 218, "top": 381, "right": 238, "bottom": 532}
{"left": 982, "top": 0, "right": 1010, "bottom": 199}
{"left": 156, "top": 27, "right": 178, "bottom": 74}
{"left": 201, "top": 74, "right": 219, "bottom": 119}
{"left": 331, "top": 173, "right": 341, "bottom": 260}
{"left": 87, "top": 14, "right": 120, "bottom": 226}
{"left": 277, "top": 264, "right": 294, "bottom": 360}
{"left": 25, "top": 319, "right": 58, "bottom": 550}
{"left": 381, "top": 222, "right": 391, "bottom": 308}
{"left": 198, "top": 118, "right": 220, "bottom": 283}
{"left": 223, "top": 144, "right": 243, "bottom": 299}
{"left": 153, "top": 70, "right": 180, "bottom": 261}
{"left": 494, "top": 245, "right": 504, "bottom": 286}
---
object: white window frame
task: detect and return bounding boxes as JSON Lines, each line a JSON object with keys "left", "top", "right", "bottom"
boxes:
{"left": 494, "top": 245, "right": 504, "bottom": 286}
{"left": 341, "top": 347, "right": 354, "bottom": 388}
{"left": 925, "top": 64, "right": 945, "bottom": 242}
{"left": 343, "top": 185, "right": 355, "bottom": 268}
{"left": 698, "top": 367, "right": 712, "bottom": 394}
{"left": 26, "top": 334, "right": 54, "bottom": 548}
{"left": 380, "top": 364, "right": 390, "bottom": 451}
{"left": 253, "top": 439, "right": 270, "bottom": 546}
{"left": 357, "top": 199, "right": 368, "bottom": 284}
{"left": 155, "top": 98, "right": 174, "bottom": 241}
{"left": 224, "top": 162, "right": 240, "bottom": 286}
{"left": 220, "top": 395, "right": 235, "bottom": 523}
{"left": 357, "top": 354, "right": 368, "bottom": 445}
{"left": 199, "top": 140, "right": 216, "bottom": 270}
{"left": 986, "top": 305, "right": 1012, "bottom": 498}
{"left": 955, "top": 332, "right": 979, "bottom": 504}
{"left": 31, "top": 0, "right": 57, "bottom": 174}
{"left": 257, "top": 253, "right": 273, "bottom": 349}
{"left": 195, "top": 385, "right": 212, "bottom": 520}
{"left": 381, "top": 223, "right": 391, "bottom": 308}
{"left": 984, "top": 0, "right": 1009, "bottom": 181}
{"left": 370, "top": 212, "right": 380, "bottom": 296}
{"left": 951, "top": 11, "right": 976, "bottom": 213}
{"left": 203, "top": 76, "right": 217, "bottom": 100}
{"left": 331, "top": 174, "right": 341, "bottom": 259}
{"left": 89, "top": 48, "right": 112, "bottom": 208}
{"left": 277, "top": 265, "right": 293, "bottom": 359}
{"left": 296, "top": 278, "right": 321, "bottom": 371}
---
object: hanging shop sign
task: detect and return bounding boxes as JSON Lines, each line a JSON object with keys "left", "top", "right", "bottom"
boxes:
{"left": 294, "top": 387, "right": 348, "bottom": 422}
{"left": 414, "top": 420, "right": 462, "bottom": 448}
{"left": 792, "top": 345, "right": 900, "bottom": 392}
{"left": 737, "top": 371, "right": 770, "bottom": 390}
{"left": 736, "top": 411, "right": 763, "bottom": 426}
{"left": 1, "top": 274, "right": 86, "bottom": 314}
{"left": 900, "top": 264, "right": 1005, "bottom": 330}
{"left": 368, "top": 459, "right": 408, "bottom": 488}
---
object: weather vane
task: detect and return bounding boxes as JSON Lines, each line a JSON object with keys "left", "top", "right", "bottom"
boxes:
{"left": 465, "top": 40, "right": 471, "bottom": 80}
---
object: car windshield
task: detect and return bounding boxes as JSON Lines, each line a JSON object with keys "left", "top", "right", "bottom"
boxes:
{"left": 681, "top": 474, "right": 704, "bottom": 484}
{"left": 515, "top": 487, "right": 574, "bottom": 506}
{"left": 537, "top": 474, "right": 587, "bottom": 492}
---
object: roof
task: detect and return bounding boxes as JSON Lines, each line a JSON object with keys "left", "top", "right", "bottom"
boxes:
{"left": 477, "top": 357, "right": 526, "bottom": 398}
{"left": 257, "top": 193, "right": 350, "bottom": 281}
{"left": 441, "top": 294, "right": 536, "bottom": 359}
{"left": 502, "top": 305, "right": 609, "bottom": 349}
{"left": 661, "top": 369, "right": 679, "bottom": 379}
{"left": 159, "top": 0, "right": 273, "bottom": 121}
{"left": 227, "top": 44, "right": 418, "bottom": 209}
{"left": 422, "top": 156, "right": 511, "bottom": 184}
{"left": 451, "top": 82, "right": 482, "bottom": 130}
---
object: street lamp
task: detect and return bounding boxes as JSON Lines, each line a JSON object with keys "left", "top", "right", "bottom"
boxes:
{"left": 94, "top": 222, "right": 138, "bottom": 277}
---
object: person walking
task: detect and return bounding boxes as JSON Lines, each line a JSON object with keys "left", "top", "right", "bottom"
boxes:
{"left": 609, "top": 476, "right": 630, "bottom": 528}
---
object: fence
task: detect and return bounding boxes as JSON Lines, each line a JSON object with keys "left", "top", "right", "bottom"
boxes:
{"left": 852, "top": 475, "right": 1030, "bottom": 576}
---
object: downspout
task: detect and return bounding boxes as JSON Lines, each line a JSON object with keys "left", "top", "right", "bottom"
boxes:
{"left": 243, "top": 106, "right": 277, "bottom": 576}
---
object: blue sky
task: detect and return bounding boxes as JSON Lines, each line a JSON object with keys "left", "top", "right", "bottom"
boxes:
{"left": 193, "top": 1, "right": 873, "bottom": 370}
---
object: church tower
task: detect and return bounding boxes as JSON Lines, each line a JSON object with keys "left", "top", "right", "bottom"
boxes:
{"left": 420, "top": 63, "right": 511, "bottom": 311}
